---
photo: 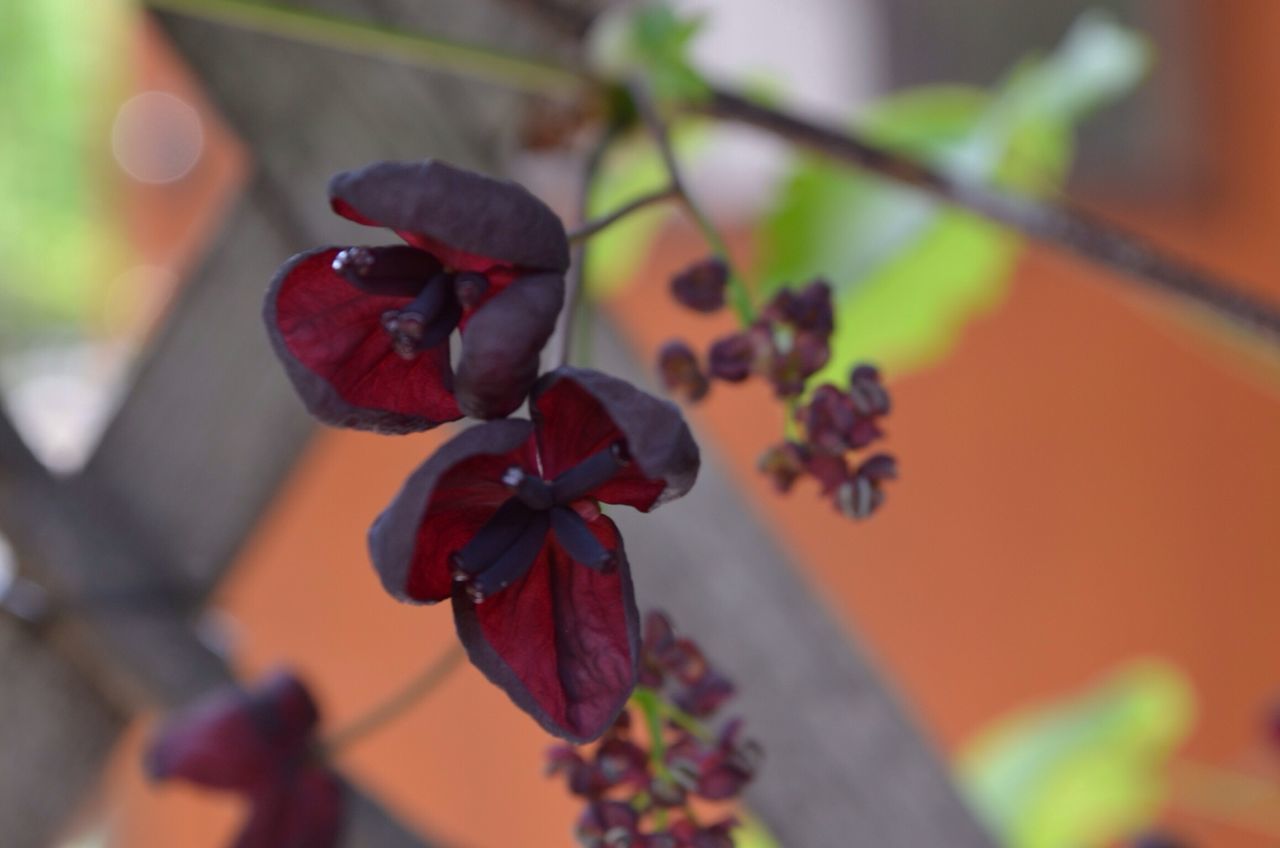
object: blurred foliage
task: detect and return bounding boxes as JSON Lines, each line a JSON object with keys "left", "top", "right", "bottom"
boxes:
{"left": 587, "top": 1, "right": 710, "bottom": 103}
{"left": 733, "top": 817, "right": 781, "bottom": 848}
{"left": 0, "top": 0, "right": 133, "bottom": 346}
{"left": 757, "top": 10, "right": 1151, "bottom": 381}
{"left": 585, "top": 124, "right": 707, "bottom": 297}
{"left": 957, "top": 659, "right": 1195, "bottom": 848}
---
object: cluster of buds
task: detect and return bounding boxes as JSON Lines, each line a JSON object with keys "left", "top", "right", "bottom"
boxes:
{"left": 760, "top": 365, "right": 896, "bottom": 520}
{"left": 657, "top": 260, "right": 834, "bottom": 402}
{"left": 547, "top": 611, "right": 762, "bottom": 847}
{"left": 657, "top": 257, "right": 897, "bottom": 520}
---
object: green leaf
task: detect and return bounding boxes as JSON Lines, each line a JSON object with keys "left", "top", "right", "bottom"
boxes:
{"left": 756, "top": 11, "right": 1150, "bottom": 379}
{"left": 957, "top": 659, "right": 1196, "bottom": 848}
{"left": 733, "top": 817, "right": 782, "bottom": 848}
{"left": 586, "top": 1, "right": 710, "bottom": 102}
{"left": 0, "top": 0, "right": 133, "bottom": 343}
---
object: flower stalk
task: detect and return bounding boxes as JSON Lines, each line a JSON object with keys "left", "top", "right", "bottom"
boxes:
{"left": 323, "top": 643, "right": 465, "bottom": 754}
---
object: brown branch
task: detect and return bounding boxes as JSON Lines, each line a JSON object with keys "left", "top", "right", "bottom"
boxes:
{"left": 701, "top": 87, "right": 1280, "bottom": 346}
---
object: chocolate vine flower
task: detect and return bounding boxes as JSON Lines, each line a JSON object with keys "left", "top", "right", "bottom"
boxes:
{"left": 265, "top": 160, "right": 569, "bottom": 432}
{"left": 369, "top": 367, "right": 700, "bottom": 741}
{"left": 145, "top": 670, "right": 343, "bottom": 848}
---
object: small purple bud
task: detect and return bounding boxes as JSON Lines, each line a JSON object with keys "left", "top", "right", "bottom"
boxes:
{"left": 670, "top": 258, "right": 728, "bottom": 313}
{"left": 657, "top": 340, "right": 710, "bottom": 403}
{"left": 757, "top": 442, "right": 808, "bottom": 494}
{"left": 707, "top": 332, "right": 759, "bottom": 383}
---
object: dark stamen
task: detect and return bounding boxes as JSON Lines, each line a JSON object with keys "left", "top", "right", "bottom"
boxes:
{"left": 550, "top": 442, "right": 629, "bottom": 503}
{"left": 451, "top": 499, "right": 536, "bottom": 577}
{"left": 454, "top": 272, "right": 490, "bottom": 310}
{"left": 550, "top": 506, "right": 615, "bottom": 571}
{"left": 505, "top": 467, "right": 555, "bottom": 511}
{"left": 382, "top": 272, "right": 453, "bottom": 359}
{"left": 467, "top": 511, "right": 551, "bottom": 603}
{"left": 332, "top": 245, "right": 442, "bottom": 297}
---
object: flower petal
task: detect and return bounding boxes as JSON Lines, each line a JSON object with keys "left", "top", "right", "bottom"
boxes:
{"left": 265, "top": 247, "right": 461, "bottom": 433}
{"left": 454, "top": 272, "right": 564, "bottom": 419}
{"left": 328, "top": 160, "right": 570, "bottom": 273}
{"left": 369, "top": 419, "right": 536, "bottom": 604}
{"left": 453, "top": 516, "right": 639, "bottom": 742}
{"left": 235, "top": 767, "right": 344, "bottom": 848}
{"left": 531, "top": 368, "right": 700, "bottom": 511}
{"left": 145, "top": 671, "right": 319, "bottom": 793}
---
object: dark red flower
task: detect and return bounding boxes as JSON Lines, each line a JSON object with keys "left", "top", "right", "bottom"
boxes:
{"left": 666, "top": 719, "right": 760, "bottom": 801}
{"left": 265, "top": 160, "right": 569, "bottom": 432}
{"left": 577, "top": 800, "right": 643, "bottom": 847}
{"left": 145, "top": 670, "right": 343, "bottom": 848}
{"left": 369, "top": 368, "right": 700, "bottom": 741}
{"left": 834, "top": 453, "right": 898, "bottom": 519}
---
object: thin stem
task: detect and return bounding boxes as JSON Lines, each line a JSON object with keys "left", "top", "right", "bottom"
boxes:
{"left": 143, "top": 0, "right": 590, "bottom": 96}
{"left": 553, "top": 129, "right": 620, "bottom": 367}
{"left": 701, "top": 86, "right": 1280, "bottom": 348}
{"left": 629, "top": 79, "right": 757, "bottom": 325}
{"left": 567, "top": 184, "right": 680, "bottom": 244}
{"left": 323, "top": 643, "right": 466, "bottom": 754}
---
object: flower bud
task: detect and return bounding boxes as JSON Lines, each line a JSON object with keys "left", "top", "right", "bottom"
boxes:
{"left": 670, "top": 258, "right": 728, "bottom": 313}
{"left": 657, "top": 340, "right": 710, "bottom": 402}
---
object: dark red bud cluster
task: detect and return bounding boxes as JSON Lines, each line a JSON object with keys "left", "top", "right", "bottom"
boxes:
{"left": 656, "top": 266, "right": 835, "bottom": 406}
{"left": 761, "top": 364, "right": 896, "bottom": 520}
{"left": 548, "top": 611, "right": 759, "bottom": 848}
{"left": 705, "top": 280, "right": 834, "bottom": 399}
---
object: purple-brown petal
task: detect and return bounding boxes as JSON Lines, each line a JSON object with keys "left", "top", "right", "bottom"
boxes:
{"left": 453, "top": 517, "right": 639, "bottom": 742}
{"left": 235, "top": 767, "right": 345, "bottom": 848}
{"left": 531, "top": 367, "right": 700, "bottom": 512}
{"left": 454, "top": 272, "right": 565, "bottom": 419}
{"left": 145, "top": 670, "right": 320, "bottom": 793}
{"left": 368, "top": 419, "right": 536, "bottom": 604}
{"left": 328, "top": 160, "right": 570, "bottom": 273}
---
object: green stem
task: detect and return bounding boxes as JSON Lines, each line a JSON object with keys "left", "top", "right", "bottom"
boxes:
{"left": 143, "top": 0, "right": 591, "bottom": 95}
{"left": 627, "top": 78, "right": 757, "bottom": 325}
{"left": 323, "top": 643, "right": 466, "bottom": 754}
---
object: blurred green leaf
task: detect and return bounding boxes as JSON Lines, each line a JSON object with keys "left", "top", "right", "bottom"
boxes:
{"left": 757, "top": 10, "right": 1151, "bottom": 379}
{"left": 587, "top": 1, "right": 710, "bottom": 102}
{"left": 0, "top": 0, "right": 132, "bottom": 343}
{"left": 733, "top": 817, "right": 781, "bottom": 848}
{"left": 957, "top": 659, "right": 1196, "bottom": 848}
{"left": 585, "top": 125, "right": 707, "bottom": 297}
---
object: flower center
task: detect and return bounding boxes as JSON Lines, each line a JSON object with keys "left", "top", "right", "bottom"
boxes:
{"left": 450, "top": 442, "right": 631, "bottom": 603}
{"left": 333, "top": 246, "right": 486, "bottom": 360}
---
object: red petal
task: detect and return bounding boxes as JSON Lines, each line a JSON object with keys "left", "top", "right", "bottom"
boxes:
{"left": 453, "top": 516, "right": 639, "bottom": 742}
{"left": 531, "top": 369, "right": 699, "bottom": 512}
{"left": 235, "top": 767, "right": 345, "bottom": 848}
{"left": 369, "top": 419, "right": 537, "bottom": 604}
{"left": 266, "top": 247, "right": 461, "bottom": 433}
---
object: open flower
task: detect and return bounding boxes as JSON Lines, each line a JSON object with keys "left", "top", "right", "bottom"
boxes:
{"left": 145, "top": 670, "right": 343, "bottom": 848}
{"left": 265, "top": 160, "right": 569, "bottom": 432}
{"left": 369, "top": 367, "right": 700, "bottom": 741}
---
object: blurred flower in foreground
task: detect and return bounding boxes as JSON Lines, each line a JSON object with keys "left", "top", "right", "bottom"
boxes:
{"left": 145, "top": 670, "right": 343, "bottom": 848}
